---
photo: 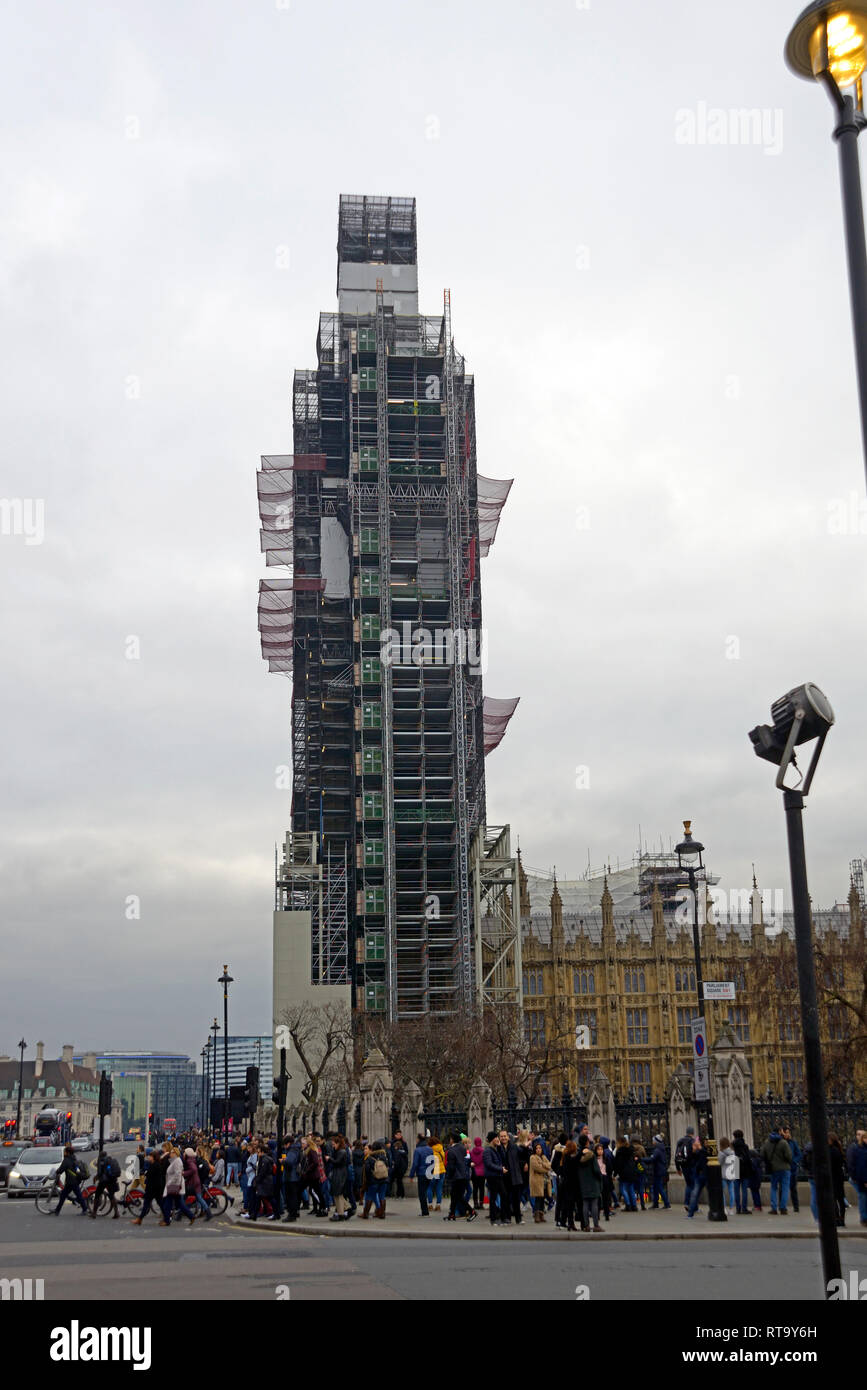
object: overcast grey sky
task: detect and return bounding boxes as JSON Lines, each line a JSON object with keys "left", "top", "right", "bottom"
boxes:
{"left": 2, "top": 0, "right": 866, "bottom": 1066}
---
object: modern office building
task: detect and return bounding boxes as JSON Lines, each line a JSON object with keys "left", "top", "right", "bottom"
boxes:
{"left": 259, "top": 195, "right": 521, "bottom": 1031}
{"left": 205, "top": 1036, "right": 273, "bottom": 1101}
{"left": 74, "top": 1051, "right": 197, "bottom": 1133}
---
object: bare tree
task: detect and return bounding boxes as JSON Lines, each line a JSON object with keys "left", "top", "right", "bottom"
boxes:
{"left": 480, "top": 1005, "right": 575, "bottom": 1104}
{"left": 277, "top": 1001, "right": 353, "bottom": 1107}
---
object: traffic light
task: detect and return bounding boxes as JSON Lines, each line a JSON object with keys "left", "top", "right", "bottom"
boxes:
{"left": 243, "top": 1066, "right": 259, "bottom": 1117}
{"left": 98, "top": 1071, "right": 113, "bottom": 1117}
{"left": 66, "top": 1112, "right": 72, "bottom": 1122}
{"left": 271, "top": 1074, "right": 287, "bottom": 1107}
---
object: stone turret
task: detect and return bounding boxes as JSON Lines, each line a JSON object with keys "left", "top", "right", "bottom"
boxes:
{"left": 849, "top": 877, "right": 864, "bottom": 947}
{"left": 550, "top": 871, "right": 563, "bottom": 951}
{"left": 518, "top": 848, "right": 531, "bottom": 917}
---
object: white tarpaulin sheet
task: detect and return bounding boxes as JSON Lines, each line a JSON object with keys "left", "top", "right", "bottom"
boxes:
{"left": 320, "top": 517, "right": 350, "bottom": 598}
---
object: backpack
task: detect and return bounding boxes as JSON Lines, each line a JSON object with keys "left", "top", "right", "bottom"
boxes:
{"left": 373, "top": 1156, "right": 389, "bottom": 1181}
{"left": 104, "top": 1156, "right": 120, "bottom": 1180}
{"left": 196, "top": 1157, "right": 210, "bottom": 1186}
{"left": 674, "top": 1138, "right": 691, "bottom": 1173}
{"left": 75, "top": 1160, "right": 89, "bottom": 1182}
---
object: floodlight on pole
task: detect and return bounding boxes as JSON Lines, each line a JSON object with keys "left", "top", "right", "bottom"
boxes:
{"left": 748, "top": 681, "right": 840, "bottom": 1296}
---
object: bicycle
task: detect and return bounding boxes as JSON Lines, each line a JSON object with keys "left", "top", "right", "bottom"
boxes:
{"left": 35, "top": 1179, "right": 88, "bottom": 1215}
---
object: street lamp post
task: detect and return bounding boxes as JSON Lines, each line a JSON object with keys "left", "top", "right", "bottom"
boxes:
{"left": 200, "top": 1046, "right": 208, "bottom": 1136}
{"left": 15, "top": 1039, "right": 26, "bottom": 1140}
{"left": 786, "top": 2, "right": 867, "bottom": 486}
{"left": 675, "top": 823, "right": 727, "bottom": 1222}
{"left": 218, "top": 967, "right": 233, "bottom": 1137}
{"left": 749, "top": 681, "right": 841, "bottom": 1296}
{"left": 210, "top": 1018, "right": 220, "bottom": 1136}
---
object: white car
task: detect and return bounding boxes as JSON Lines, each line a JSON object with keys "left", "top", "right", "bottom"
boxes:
{"left": 70, "top": 1135, "right": 93, "bottom": 1152}
{"left": 6, "top": 1145, "right": 64, "bottom": 1196}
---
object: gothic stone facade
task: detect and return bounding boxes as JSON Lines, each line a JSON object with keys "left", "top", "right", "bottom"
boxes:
{"left": 519, "top": 873, "right": 865, "bottom": 1102}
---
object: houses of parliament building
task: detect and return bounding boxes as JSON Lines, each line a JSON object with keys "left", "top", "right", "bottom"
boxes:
{"left": 516, "top": 855, "right": 865, "bottom": 1101}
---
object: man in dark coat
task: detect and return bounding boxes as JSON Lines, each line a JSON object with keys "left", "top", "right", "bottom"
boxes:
{"left": 685, "top": 1136, "right": 709, "bottom": 1218}
{"left": 133, "top": 1150, "right": 165, "bottom": 1224}
{"left": 389, "top": 1131, "right": 409, "bottom": 1199}
{"left": 409, "top": 1135, "right": 434, "bottom": 1216}
{"left": 483, "top": 1134, "right": 508, "bottom": 1225}
{"left": 650, "top": 1135, "right": 671, "bottom": 1209}
{"left": 498, "top": 1129, "right": 527, "bottom": 1225}
{"left": 445, "top": 1136, "right": 476, "bottom": 1221}
{"left": 281, "top": 1136, "right": 302, "bottom": 1222}
{"left": 53, "top": 1145, "right": 88, "bottom": 1214}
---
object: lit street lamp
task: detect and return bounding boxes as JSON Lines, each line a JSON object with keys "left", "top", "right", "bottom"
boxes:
{"left": 749, "top": 681, "right": 841, "bottom": 1295}
{"left": 785, "top": 3, "right": 867, "bottom": 486}
{"left": 675, "top": 823, "right": 727, "bottom": 1222}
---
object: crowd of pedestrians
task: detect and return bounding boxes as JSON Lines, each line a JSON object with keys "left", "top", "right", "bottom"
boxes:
{"left": 675, "top": 1122, "right": 867, "bottom": 1225}
{"left": 112, "top": 1121, "right": 867, "bottom": 1233}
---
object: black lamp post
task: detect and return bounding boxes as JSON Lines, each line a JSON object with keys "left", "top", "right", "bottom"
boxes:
{"left": 218, "top": 966, "right": 233, "bottom": 1137}
{"left": 210, "top": 1018, "right": 220, "bottom": 1135}
{"left": 785, "top": 2, "right": 867, "bottom": 486}
{"left": 200, "top": 1045, "right": 208, "bottom": 1136}
{"left": 675, "top": 822, "right": 726, "bottom": 1222}
{"left": 749, "top": 681, "right": 841, "bottom": 1296}
{"left": 15, "top": 1038, "right": 26, "bottom": 1140}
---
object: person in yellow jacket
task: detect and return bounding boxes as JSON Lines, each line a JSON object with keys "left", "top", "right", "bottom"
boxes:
{"left": 428, "top": 1135, "right": 446, "bottom": 1211}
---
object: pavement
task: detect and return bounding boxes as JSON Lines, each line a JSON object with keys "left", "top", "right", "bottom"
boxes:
{"left": 2, "top": 1192, "right": 864, "bottom": 1300}
{"left": 225, "top": 1193, "right": 867, "bottom": 1241}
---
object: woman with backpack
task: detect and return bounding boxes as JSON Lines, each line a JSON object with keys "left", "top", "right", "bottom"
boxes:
{"left": 362, "top": 1140, "right": 390, "bottom": 1219}
{"left": 183, "top": 1147, "right": 212, "bottom": 1220}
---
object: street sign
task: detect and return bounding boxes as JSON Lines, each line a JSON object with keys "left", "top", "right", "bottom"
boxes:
{"left": 575, "top": 1024, "right": 591, "bottom": 1050}
{"left": 691, "top": 1018, "right": 711, "bottom": 1100}
{"left": 275, "top": 1025, "right": 291, "bottom": 1052}
{"left": 703, "top": 981, "right": 735, "bottom": 1001}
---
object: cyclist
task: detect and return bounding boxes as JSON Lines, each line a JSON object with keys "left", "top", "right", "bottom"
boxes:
{"left": 53, "top": 1145, "right": 88, "bottom": 1214}
{"left": 90, "top": 1148, "right": 121, "bottom": 1220}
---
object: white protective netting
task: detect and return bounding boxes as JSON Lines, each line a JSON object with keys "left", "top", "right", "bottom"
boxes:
{"left": 258, "top": 456, "right": 294, "bottom": 569}
{"left": 477, "top": 474, "right": 513, "bottom": 556}
{"left": 258, "top": 577, "right": 294, "bottom": 676}
{"left": 483, "top": 695, "right": 519, "bottom": 754}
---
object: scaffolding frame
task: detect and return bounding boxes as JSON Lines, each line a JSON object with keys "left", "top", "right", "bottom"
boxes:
{"left": 472, "top": 823, "right": 523, "bottom": 1009}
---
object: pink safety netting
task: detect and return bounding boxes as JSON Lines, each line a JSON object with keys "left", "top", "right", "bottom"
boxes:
{"left": 477, "top": 474, "right": 513, "bottom": 556}
{"left": 483, "top": 695, "right": 519, "bottom": 754}
{"left": 258, "top": 458, "right": 294, "bottom": 569}
{"left": 258, "top": 577, "right": 294, "bottom": 676}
